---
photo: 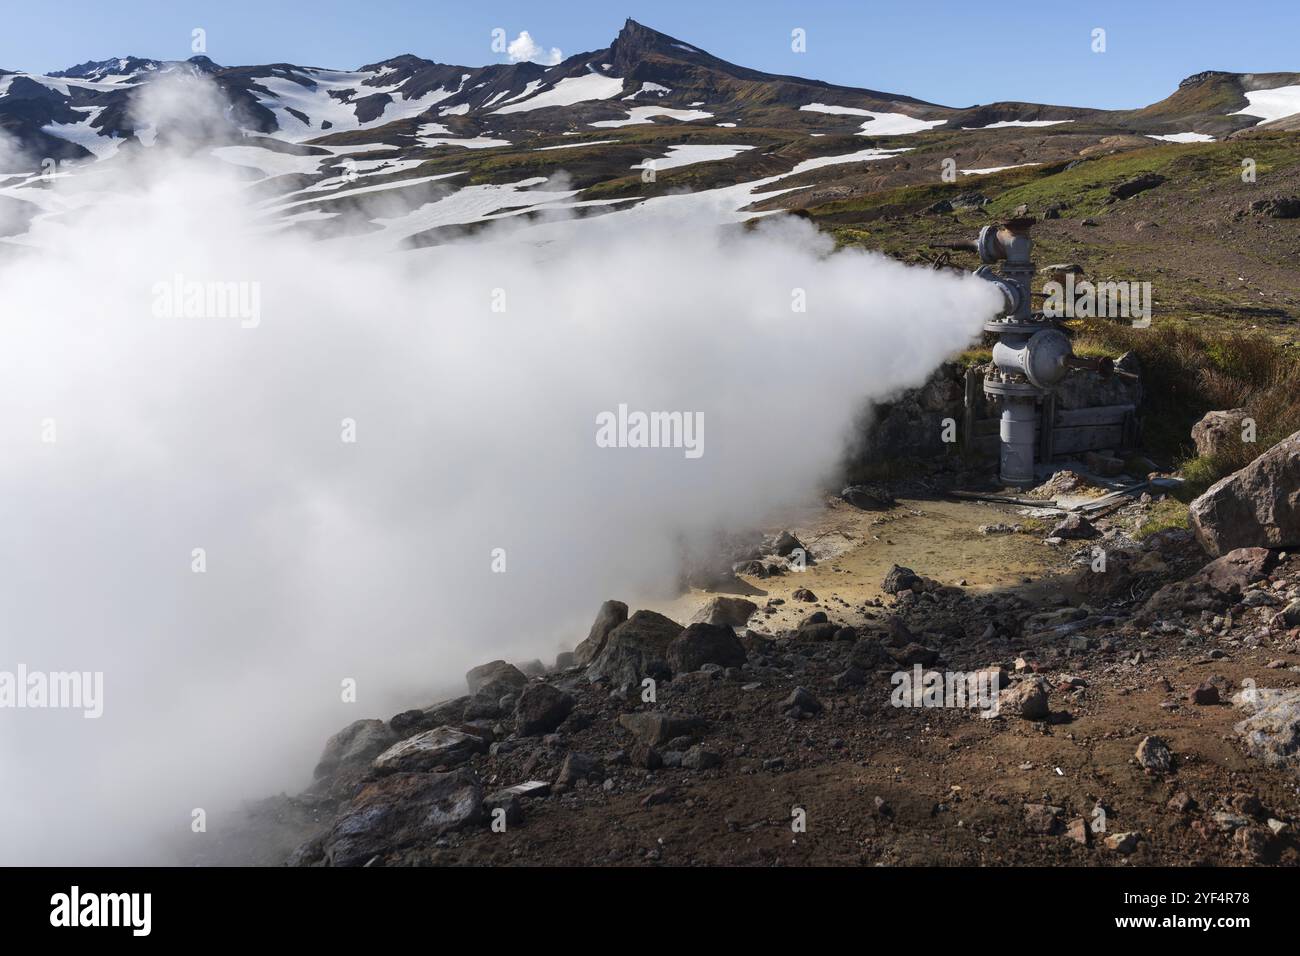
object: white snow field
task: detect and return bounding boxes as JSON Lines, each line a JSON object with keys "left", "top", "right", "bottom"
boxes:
{"left": 1231, "top": 84, "right": 1300, "bottom": 124}
{"left": 799, "top": 102, "right": 946, "bottom": 135}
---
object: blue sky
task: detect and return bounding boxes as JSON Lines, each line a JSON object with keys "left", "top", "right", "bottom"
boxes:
{"left": 1, "top": 0, "right": 1296, "bottom": 110}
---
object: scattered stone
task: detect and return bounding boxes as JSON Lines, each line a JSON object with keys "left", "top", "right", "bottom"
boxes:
{"left": 1105, "top": 831, "right": 1140, "bottom": 854}
{"left": 997, "top": 677, "right": 1050, "bottom": 720}
{"left": 465, "top": 660, "right": 528, "bottom": 698}
{"left": 681, "top": 745, "right": 722, "bottom": 770}
{"left": 314, "top": 719, "right": 398, "bottom": 782}
{"left": 514, "top": 683, "right": 575, "bottom": 737}
{"left": 1248, "top": 195, "right": 1300, "bottom": 219}
{"left": 667, "top": 622, "right": 747, "bottom": 673}
{"left": 779, "top": 686, "right": 823, "bottom": 717}
{"left": 690, "top": 596, "right": 758, "bottom": 629}
{"left": 796, "top": 621, "right": 840, "bottom": 642}
{"left": 1066, "top": 817, "right": 1089, "bottom": 845}
{"left": 773, "top": 531, "right": 804, "bottom": 557}
{"left": 617, "top": 711, "right": 704, "bottom": 747}
{"left": 373, "top": 726, "right": 487, "bottom": 774}
{"left": 556, "top": 751, "right": 603, "bottom": 787}
{"left": 1023, "top": 803, "right": 1064, "bottom": 835}
{"left": 1135, "top": 735, "right": 1173, "bottom": 774}
{"left": 1189, "top": 681, "right": 1220, "bottom": 705}
{"left": 1110, "top": 172, "right": 1166, "bottom": 200}
{"left": 1051, "top": 513, "right": 1098, "bottom": 540}
{"left": 641, "top": 787, "right": 675, "bottom": 808}
{"left": 573, "top": 599, "right": 630, "bottom": 666}
{"left": 318, "top": 770, "right": 483, "bottom": 867}
{"left": 1232, "top": 686, "right": 1300, "bottom": 774}
{"left": 1191, "top": 409, "right": 1251, "bottom": 459}
{"left": 848, "top": 638, "right": 887, "bottom": 670}
{"left": 833, "top": 665, "right": 868, "bottom": 689}
{"left": 840, "top": 484, "right": 895, "bottom": 510}
{"left": 882, "top": 564, "right": 921, "bottom": 595}
{"left": 890, "top": 642, "right": 939, "bottom": 667}
{"left": 1167, "top": 791, "right": 1195, "bottom": 813}
{"left": 792, "top": 588, "right": 817, "bottom": 602}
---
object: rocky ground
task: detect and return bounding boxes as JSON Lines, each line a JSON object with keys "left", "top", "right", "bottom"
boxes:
{"left": 206, "top": 426, "right": 1300, "bottom": 868}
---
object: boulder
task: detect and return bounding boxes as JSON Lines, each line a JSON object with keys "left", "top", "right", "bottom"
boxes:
{"left": 1051, "top": 513, "right": 1098, "bottom": 540}
{"left": 797, "top": 621, "right": 840, "bottom": 642}
{"left": 667, "top": 622, "right": 747, "bottom": 673}
{"left": 373, "top": 726, "right": 487, "bottom": 774}
{"left": 555, "top": 751, "right": 603, "bottom": 787}
{"left": 681, "top": 745, "right": 722, "bottom": 770}
{"left": 997, "top": 677, "right": 1049, "bottom": 719}
{"left": 514, "top": 683, "right": 575, "bottom": 737}
{"left": 689, "top": 596, "right": 757, "bottom": 629}
{"left": 1139, "top": 547, "right": 1274, "bottom": 620}
{"left": 1191, "top": 408, "right": 1250, "bottom": 459}
{"left": 773, "top": 531, "right": 804, "bottom": 557}
{"left": 617, "top": 711, "right": 704, "bottom": 746}
{"left": 314, "top": 719, "right": 398, "bottom": 781}
{"left": 1110, "top": 172, "right": 1166, "bottom": 200}
{"left": 840, "top": 484, "right": 895, "bottom": 510}
{"left": 465, "top": 660, "right": 527, "bottom": 698}
{"left": 585, "top": 609, "right": 681, "bottom": 688}
{"left": 778, "top": 686, "right": 823, "bottom": 717}
{"left": 322, "top": 770, "right": 483, "bottom": 867}
{"left": 1189, "top": 429, "right": 1300, "bottom": 555}
{"left": 1233, "top": 686, "right": 1300, "bottom": 774}
{"left": 573, "top": 599, "right": 629, "bottom": 666}
{"left": 1135, "top": 735, "right": 1173, "bottom": 773}
{"left": 882, "top": 564, "right": 921, "bottom": 595}
{"left": 848, "top": 638, "right": 887, "bottom": 670}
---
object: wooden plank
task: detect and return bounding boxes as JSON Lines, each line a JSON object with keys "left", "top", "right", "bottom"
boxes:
{"left": 1050, "top": 424, "right": 1125, "bottom": 454}
{"left": 1054, "top": 404, "right": 1136, "bottom": 428}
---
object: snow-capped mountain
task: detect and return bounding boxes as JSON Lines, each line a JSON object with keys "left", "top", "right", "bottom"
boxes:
{"left": 3, "top": 18, "right": 1299, "bottom": 248}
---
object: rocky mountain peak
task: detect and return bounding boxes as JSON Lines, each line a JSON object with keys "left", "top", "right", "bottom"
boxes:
{"left": 1178, "top": 69, "right": 1234, "bottom": 89}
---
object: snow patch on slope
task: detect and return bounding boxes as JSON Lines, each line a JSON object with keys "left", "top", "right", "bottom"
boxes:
{"left": 800, "top": 103, "right": 945, "bottom": 135}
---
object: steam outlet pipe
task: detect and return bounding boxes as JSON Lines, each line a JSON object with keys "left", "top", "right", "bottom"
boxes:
{"left": 973, "top": 218, "right": 1075, "bottom": 487}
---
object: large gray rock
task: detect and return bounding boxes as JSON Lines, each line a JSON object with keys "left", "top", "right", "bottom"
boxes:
{"left": 373, "top": 726, "right": 487, "bottom": 773}
{"left": 1233, "top": 686, "right": 1300, "bottom": 775}
{"left": 586, "top": 609, "right": 681, "bottom": 687}
{"left": 322, "top": 770, "right": 483, "bottom": 866}
{"left": 617, "top": 711, "right": 704, "bottom": 746}
{"left": 514, "top": 682, "right": 574, "bottom": 736}
{"left": 1190, "top": 429, "right": 1300, "bottom": 556}
{"left": 465, "top": 660, "right": 527, "bottom": 698}
{"left": 314, "top": 719, "right": 398, "bottom": 781}
{"left": 689, "top": 596, "right": 757, "bottom": 628}
{"left": 667, "top": 622, "right": 747, "bottom": 673}
{"left": 1192, "top": 408, "right": 1250, "bottom": 459}
{"left": 1139, "top": 547, "right": 1274, "bottom": 621}
{"left": 997, "top": 677, "right": 1049, "bottom": 720}
{"left": 573, "top": 599, "right": 628, "bottom": 666}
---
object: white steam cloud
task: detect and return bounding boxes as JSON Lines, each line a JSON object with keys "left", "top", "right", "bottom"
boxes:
{"left": 0, "top": 74, "right": 1000, "bottom": 864}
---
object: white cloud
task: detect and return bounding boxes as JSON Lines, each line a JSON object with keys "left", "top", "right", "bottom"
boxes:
{"left": 507, "top": 30, "right": 563, "bottom": 66}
